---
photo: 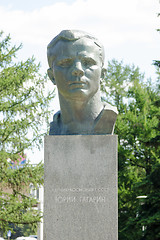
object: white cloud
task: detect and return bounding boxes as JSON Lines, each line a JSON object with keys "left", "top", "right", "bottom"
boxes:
{"left": 0, "top": 0, "right": 159, "bottom": 90}
{"left": 1, "top": 0, "right": 159, "bottom": 163}
{"left": 0, "top": 0, "right": 159, "bottom": 46}
{"left": 0, "top": 0, "right": 159, "bottom": 101}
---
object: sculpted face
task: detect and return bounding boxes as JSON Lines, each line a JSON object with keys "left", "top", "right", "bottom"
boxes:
{"left": 51, "top": 38, "right": 103, "bottom": 102}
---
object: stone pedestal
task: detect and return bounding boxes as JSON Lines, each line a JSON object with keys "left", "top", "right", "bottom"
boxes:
{"left": 44, "top": 135, "right": 118, "bottom": 240}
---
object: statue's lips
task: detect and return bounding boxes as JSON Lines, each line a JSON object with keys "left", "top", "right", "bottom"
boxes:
{"left": 68, "top": 81, "right": 87, "bottom": 89}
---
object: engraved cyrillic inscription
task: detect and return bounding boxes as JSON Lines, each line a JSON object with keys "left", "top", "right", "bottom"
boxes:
{"left": 79, "top": 196, "right": 105, "bottom": 203}
{"left": 55, "top": 195, "right": 106, "bottom": 204}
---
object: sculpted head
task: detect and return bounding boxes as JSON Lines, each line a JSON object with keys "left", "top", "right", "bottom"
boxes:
{"left": 47, "top": 30, "right": 106, "bottom": 102}
{"left": 47, "top": 30, "right": 118, "bottom": 135}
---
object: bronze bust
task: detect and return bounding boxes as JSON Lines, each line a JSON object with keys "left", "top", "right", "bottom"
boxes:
{"left": 47, "top": 30, "right": 118, "bottom": 135}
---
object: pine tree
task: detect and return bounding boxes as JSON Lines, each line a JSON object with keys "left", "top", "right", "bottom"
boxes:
{"left": 101, "top": 59, "right": 160, "bottom": 239}
{"left": 0, "top": 31, "right": 54, "bottom": 236}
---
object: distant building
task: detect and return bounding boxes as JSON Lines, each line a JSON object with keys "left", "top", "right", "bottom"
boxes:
{"left": 30, "top": 184, "right": 43, "bottom": 240}
{"left": 1, "top": 156, "right": 43, "bottom": 240}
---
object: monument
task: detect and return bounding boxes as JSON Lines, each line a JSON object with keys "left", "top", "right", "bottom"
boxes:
{"left": 44, "top": 30, "right": 118, "bottom": 240}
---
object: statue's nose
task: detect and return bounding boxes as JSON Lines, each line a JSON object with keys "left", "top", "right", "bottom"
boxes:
{"left": 72, "top": 61, "right": 84, "bottom": 77}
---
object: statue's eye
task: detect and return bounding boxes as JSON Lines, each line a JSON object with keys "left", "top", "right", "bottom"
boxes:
{"left": 57, "top": 58, "right": 73, "bottom": 67}
{"left": 82, "top": 58, "right": 96, "bottom": 67}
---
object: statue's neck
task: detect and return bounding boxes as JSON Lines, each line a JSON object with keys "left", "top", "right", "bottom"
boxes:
{"left": 58, "top": 91, "right": 103, "bottom": 126}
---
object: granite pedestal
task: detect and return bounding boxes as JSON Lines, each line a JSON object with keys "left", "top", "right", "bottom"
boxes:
{"left": 44, "top": 135, "right": 118, "bottom": 240}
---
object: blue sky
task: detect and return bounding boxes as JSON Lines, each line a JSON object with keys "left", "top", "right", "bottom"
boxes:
{"left": 0, "top": 0, "right": 159, "bottom": 163}
{"left": 0, "top": 0, "right": 75, "bottom": 11}
{"left": 0, "top": 0, "right": 159, "bottom": 79}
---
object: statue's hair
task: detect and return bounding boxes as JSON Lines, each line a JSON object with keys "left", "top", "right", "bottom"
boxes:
{"left": 47, "top": 30, "right": 105, "bottom": 68}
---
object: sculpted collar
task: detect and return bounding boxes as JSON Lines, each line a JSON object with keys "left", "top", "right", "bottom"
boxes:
{"left": 49, "top": 103, "right": 118, "bottom": 135}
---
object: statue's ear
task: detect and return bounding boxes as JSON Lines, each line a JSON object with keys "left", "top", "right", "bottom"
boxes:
{"left": 101, "top": 68, "right": 107, "bottom": 80}
{"left": 47, "top": 68, "right": 56, "bottom": 85}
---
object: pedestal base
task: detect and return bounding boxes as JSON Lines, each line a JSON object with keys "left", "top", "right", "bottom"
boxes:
{"left": 44, "top": 135, "right": 118, "bottom": 240}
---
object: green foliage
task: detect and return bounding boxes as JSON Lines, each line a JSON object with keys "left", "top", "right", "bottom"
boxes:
{"left": 0, "top": 31, "right": 55, "bottom": 155}
{"left": 0, "top": 31, "right": 54, "bottom": 236}
{"left": 102, "top": 59, "right": 160, "bottom": 239}
{"left": 0, "top": 162, "right": 44, "bottom": 234}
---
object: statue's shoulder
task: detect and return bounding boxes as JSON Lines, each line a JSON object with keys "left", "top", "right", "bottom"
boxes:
{"left": 49, "top": 111, "right": 62, "bottom": 135}
{"left": 103, "top": 102, "right": 118, "bottom": 115}
{"left": 49, "top": 104, "right": 118, "bottom": 135}
{"left": 94, "top": 103, "right": 118, "bottom": 134}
